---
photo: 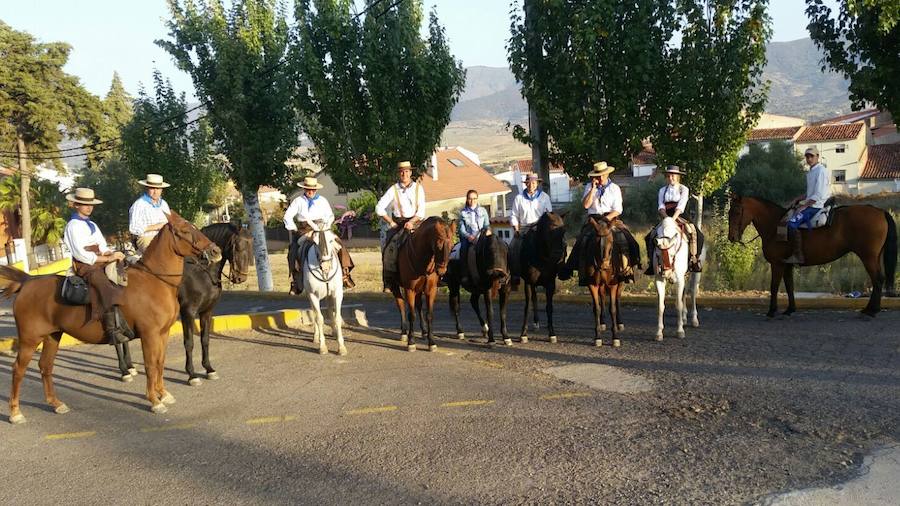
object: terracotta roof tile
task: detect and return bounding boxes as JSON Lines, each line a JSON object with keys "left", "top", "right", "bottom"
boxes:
{"left": 515, "top": 159, "right": 565, "bottom": 173}
{"left": 420, "top": 148, "right": 510, "bottom": 202}
{"left": 795, "top": 123, "right": 865, "bottom": 142}
{"left": 860, "top": 144, "right": 900, "bottom": 180}
{"left": 747, "top": 126, "right": 802, "bottom": 141}
{"left": 632, "top": 147, "right": 657, "bottom": 165}
{"left": 811, "top": 109, "right": 880, "bottom": 125}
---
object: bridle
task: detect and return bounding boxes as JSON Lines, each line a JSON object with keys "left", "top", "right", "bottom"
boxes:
{"left": 224, "top": 236, "right": 250, "bottom": 284}
{"left": 132, "top": 223, "right": 215, "bottom": 287}
{"left": 731, "top": 200, "right": 760, "bottom": 246}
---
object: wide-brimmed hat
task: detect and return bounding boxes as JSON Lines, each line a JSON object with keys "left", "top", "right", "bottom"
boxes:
{"left": 138, "top": 173, "right": 171, "bottom": 188}
{"left": 66, "top": 187, "right": 103, "bottom": 205}
{"left": 297, "top": 176, "right": 324, "bottom": 190}
{"left": 663, "top": 165, "right": 686, "bottom": 176}
{"left": 397, "top": 161, "right": 413, "bottom": 171}
{"left": 522, "top": 173, "right": 542, "bottom": 183}
{"left": 587, "top": 161, "right": 615, "bottom": 178}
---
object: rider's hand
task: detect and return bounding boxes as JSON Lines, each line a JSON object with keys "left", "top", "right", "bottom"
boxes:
{"left": 404, "top": 221, "right": 415, "bottom": 230}
{"left": 112, "top": 251, "right": 125, "bottom": 262}
{"left": 389, "top": 221, "right": 398, "bottom": 229}
{"left": 468, "top": 234, "right": 476, "bottom": 242}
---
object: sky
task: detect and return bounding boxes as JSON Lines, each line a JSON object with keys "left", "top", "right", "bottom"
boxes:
{"left": 2, "top": 0, "right": 836, "bottom": 100}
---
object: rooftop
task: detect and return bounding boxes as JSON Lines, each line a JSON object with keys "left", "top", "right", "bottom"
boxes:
{"left": 795, "top": 123, "right": 865, "bottom": 143}
{"left": 860, "top": 144, "right": 900, "bottom": 180}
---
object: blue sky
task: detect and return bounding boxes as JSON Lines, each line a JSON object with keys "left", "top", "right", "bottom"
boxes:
{"left": 3, "top": 0, "right": 835, "bottom": 100}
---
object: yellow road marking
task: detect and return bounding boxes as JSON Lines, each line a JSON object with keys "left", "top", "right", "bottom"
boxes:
{"left": 441, "top": 400, "right": 494, "bottom": 408}
{"left": 246, "top": 415, "right": 296, "bottom": 425}
{"left": 345, "top": 405, "right": 398, "bottom": 415}
{"left": 140, "top": 423, "right": 198, "bottom": 433}
{"left": 45, "top": 431, "right": 96, "bottom": 441}
{"left": 474, "top": 360, "right": 504, "bottom": 369}
{"left": 540, "top": 392, "right": 592, "bottom": 400}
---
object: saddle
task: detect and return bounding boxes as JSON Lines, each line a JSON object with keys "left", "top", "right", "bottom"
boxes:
{"left": 778, "top": 197, "right": 837, "bottom": 240}
{"left": 60, "top": 275, "right": 89, "bottom": 305}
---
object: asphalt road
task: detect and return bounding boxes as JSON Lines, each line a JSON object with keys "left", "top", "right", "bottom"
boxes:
{"left": 1, "top": 296, "right": 899, "bottom": 505}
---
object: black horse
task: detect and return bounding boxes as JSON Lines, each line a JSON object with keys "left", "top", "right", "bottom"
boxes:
{"left": 511, "top": 212, "right": 567, "bottom": 343}
{"left": 114, "top": 223, "right": 253, "bottom": 385}
{"left": 448, "top": 231, "right": 512, "bottom": 345}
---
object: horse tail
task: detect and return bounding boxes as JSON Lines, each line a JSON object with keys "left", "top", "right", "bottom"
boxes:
{"left": 0, "top": 265, "right": 31, "bottom": 299}
{"left": 883, "top": 211, "right": 897, "bottom": 296}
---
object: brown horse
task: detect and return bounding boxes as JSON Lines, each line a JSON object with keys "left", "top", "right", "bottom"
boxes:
{"left": 515, "top": 212, "right": 567, "bottom": 343}
{"left": 1, "top": 212, "right": 220, "bottom": 424}
{"left": 727, "top": 195, "right": 897, "bottom": 317}
{"left": 581, "top": 217, "right": 628, "bottom": 347}
{"left": 391, "top": 217, "right": 455, "bottom": 352}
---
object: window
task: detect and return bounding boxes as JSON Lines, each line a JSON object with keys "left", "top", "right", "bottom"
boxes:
{"left": 835, "top": 144, "right": 846, "bottom": 154}
{"left": 448, "top": 158, "right": 465, "bottom": 167}
{"left": 337, "top": 186, "right": 349, "bottom": 195}
{"left": 833, "top": 170, "right": 846, "bottom": 183}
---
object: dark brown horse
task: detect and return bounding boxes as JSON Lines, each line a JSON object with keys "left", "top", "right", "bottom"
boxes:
{"left": 1, "top": 212, "right": 220, "bottom": 424}
{"left": 728, "top": 195, "right": 897, "bottom": 317}
{"left": 514, "top": 212, "right": 567, "bottom": 343}
{"left": 580, "top": 217, "right": 628, "bottom": 347}
{"left": 447, "top": 231, "right": 511, "bottom": 345}
{"left": 391, "top": 217, "right": 455, "bottom": 352}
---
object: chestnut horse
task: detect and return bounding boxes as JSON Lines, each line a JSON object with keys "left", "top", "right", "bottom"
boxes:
{"left": 580, "top": 217, "right": 628, "bottom": 347}
{"left": 1, "top": 212, "right": 220, "bottom": 424}
{"left": 391, "top": 217, "right": 454, "bottom": 352}
{"left": 728, "top": 195, "right": 897, "bottom": 317}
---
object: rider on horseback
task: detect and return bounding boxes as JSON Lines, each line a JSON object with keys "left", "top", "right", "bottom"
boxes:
{"left": 64, "top": 188, "right": 134, "bottom": 345}
{"left": 509, "top": 173, "right": 553, "bottom": 288}
{"left": 784, "top": 147, "right": 831, "bottom": 264}
{"left": 560, "top": 161, "right": 641, "bottom": 284}
{"left": 644, "top": 165, "right": 701, "bottom": 275}
{"left": 129, "top": 174, "right": 172, "bottom": 254}
{"left": 284, "top": 176, "right": 355, "bottom": 293}
{"left": 376, "top": 161, "right": 426, "bottom": 292}
{"left": 458, "top": 189, "right": 491, "bottom": 286}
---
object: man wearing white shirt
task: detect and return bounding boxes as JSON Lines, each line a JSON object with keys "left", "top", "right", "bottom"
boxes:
{"left": 509, "top": 173, "right": 553, "bottom": 284}
{"left": 375, "top": 161, "right": 426, "bottom": 290}
{"left": 784, "top": 147, "right": 831, "bottom": 264}
{"left": 63, "top": 188, "right": 133, "bottom": 345}
{"left": 129, "top": 173, "right": 172, "bottom": 254}
{"left": 284, "top": 176, "right": 355, "bottom": 292}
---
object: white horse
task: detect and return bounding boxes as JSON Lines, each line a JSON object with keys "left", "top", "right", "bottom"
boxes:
{"left": 301, "top": 228, "right": 346, "bottom": 356}
{"left": 651, "top": 217, "right": 702, "bottom": 340}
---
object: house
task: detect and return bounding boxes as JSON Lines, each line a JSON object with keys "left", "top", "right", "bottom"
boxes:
{"left": 742, "top": 126, "right": 804, "bottom": 155}
{"left": 755, "top": 113, "right": 806, "bottom": 129}
{"left": 420, "top": 147, "right": 511, "bottom": 219}
{"left": 489, "top": 215, "right": 514, "bottom": 244}
{"left": 494, "top": 159, "right": 575, "bottom": 206}
{"left": 812, "top": 109, "right": 899, "bottom": 146}
{"left": 794, "top": 123, "right": 869, "bottom": 194}
{"left": 858, "top": 144, "right": 900, "bottom": 194}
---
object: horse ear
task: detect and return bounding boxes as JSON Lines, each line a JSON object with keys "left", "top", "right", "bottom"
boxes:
{"left": 167, "top": 210, "right": 184, "bottom": 223}
{"left": 449, "top": 220, "right": 458, "bottom": 236}
{"left": 557, "top": 210, "right": 569, "bottom": 219}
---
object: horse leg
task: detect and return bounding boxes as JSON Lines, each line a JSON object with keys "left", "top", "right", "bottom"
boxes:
{"left": 309, "top": 294, "right": 327, "bottom": 355}
{"left": 688, "top": 273, "right": 700, "bottom": 327}
{"left": 861, "top": 255, "right": 885, "bottom": 316}
{"left": 141, "top": 335, "right": 166, "bottom": 413}
{"left": 394, "top": 290, "right": 409, "bottom": 344}
{"left": 39, "top": 334, "right": 69, "bottom": 415}
{"left": 589, "top": 283, "right": 602, "bottom": 346}
{"left": 782, "top": 265, "right": 796, "bottom": 316}
{"left": 768, "top": 263, "right": 784, "bottom": 318}
{"left": 200, "top": 310, "right": 218, "bottom": 378}
{"left": 405, "top": 289, "right": 417, "bottom": 352}
{"left": 450, "top": 283, "right": 464, "bottom": 339}
{"left": 546, "top": 280, "right": 557, "bottom": 343}
{"left": 484, "top": 289, "right": 496, "bottom": 345}
{"left": 675, "top": 276, "right": 686, "bottom": 338}
{"left": 531, "top": 281, "right": 541, "bottom": 331}
{"left": 415, "top": 293, "right": 426, "bottom": 339}
{"left": 615, "top": 283, "right": 625, "bottom": 331}
{"left": 499, "top": 283, "right": 510, "bottom": 344}
{"left": 655, "top": 277, "right": 666, "bottom": 341}
{"left": 182, "top": 312, "right": 201, "bottom": 385}
{"left": 122, "top": 339, "right": 137, "bottom": 377}
{"left": 9, "top": 335, "right": 38, "bottom": 424}
{"left": 470, "top": 291, "right": 487, "bottom": 340}
{"left": 519, "top": 282, "right": 531, "bottom": 343}
{"left": 333, "top": 289, "right": 347, "bottom": 356}
{"left": 426, "top": 291, "right": 437, "bottom": 352}
{"left": 609, "top": 285, "right": 621, "bottom": 347}
{"left": 114, "top": 341, "right": 133, "bottom": 383}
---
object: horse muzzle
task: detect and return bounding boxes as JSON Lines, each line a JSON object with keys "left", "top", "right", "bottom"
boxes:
{"left": 203, "top": 244, "right": 223, "bottom": 264}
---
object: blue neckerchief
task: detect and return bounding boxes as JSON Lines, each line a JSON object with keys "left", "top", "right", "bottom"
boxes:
{"left": 596, "top": 180, "right": 611, "bottom": 198}
{"left": 305, "top": 194, "right": 320, "bottom": 209}
{"left": 523, "top": 189, "right": 543, "bottom": 201}
{"left": 462, "top": 205, "right": 477, "bottom": 213}
{"left": 70, "top": 212, "right": 96, "bottom": 234}
{"left": 141, "top": 193, "right": 162, "bottom": 208}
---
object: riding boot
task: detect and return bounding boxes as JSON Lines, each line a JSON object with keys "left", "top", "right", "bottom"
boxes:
{"left": 784, "top": 229, "right": 804, "bottom": 264}
{"left": 687, "top": 227, "right": 702, "bottom": 272}
{"left": 342, "top": 270, "right": 355, "bottom": 289}
{"left": 644, "top": 233, "right": 655, "bottom": 276}
{"left": 103, "top": 306, "right": 133, "bottom": 345}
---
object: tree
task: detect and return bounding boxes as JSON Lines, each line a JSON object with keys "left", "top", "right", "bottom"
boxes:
{"left": 292, "top": 0, "right": 466, "bottom": 193}
{"left": 81, "top": 72, "right": 135, "bottom": 169}
{"left": 0, "top": 21, "right": 103, "bottom": 266}
{"left": 121, "top": 70, "right": 221, "bottom": 223}
{"left": 652, "top": 0, "right": 771, "bottom": 227}
{"left": 712, "top": 141, "right": 805, "bottom": 208}
{"left": 0, "top": 173, "right": 67, "bottom": 247}
{"left": 806, "top": 0, "right": 900, "bottom": 121}
{"left": 159, "top": 0, "right": 299, "bottom": 290}
{"left": 75, "top": 158, "right": 140, "bottom": 239}
{"left": 508, "top": 0, "right": 676, "bottom": 180}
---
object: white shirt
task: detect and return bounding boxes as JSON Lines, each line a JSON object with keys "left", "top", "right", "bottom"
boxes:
{"left": 283, "top": 194, "right": 335, "bottom": 231}
{"left": 129, "top": 195, "right": 171, "bottom": 236}
{"left": 805, "top": 163, "right": 830, "bottom": 206}
{"left": 583, "top": 181, "right": 623, "bottom": 215}
{"left": 657, "top": 184, "right": 690, "bottom": 213}
{"left": 511, "top": 189, "right": 553, "bottom": 228}
{"left": 64, "top": 217, "right": 112, "bottom": 265}
{"left": 375, "top": 182, "right": 426, "bottom": 220}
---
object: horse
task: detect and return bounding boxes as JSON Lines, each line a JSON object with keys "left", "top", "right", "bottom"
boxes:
{"left": 113, "top": 222, "right": 252, "bottom": 385}
{"left": 580, "top": 217, "right": 629, "bottom": 347}
{"left": 650, "top": 217, "right": 703, "bottom": 340}
{"left": 514, "top": 212, "right": 567, "bottom": 343}
{"left": 727, "top": 194, "right": 897, "bottom": 317}
{"left": 1, "top": 212, "right": 220, "bottom": 423}
{"left": 301, "top": 227, "right": 347, "bottom": 356}
{"left": 448, "top": 231, "right": 512, "bottom": 345}
{"left": 391, "top": 217, "right": 455, "bottom": 352}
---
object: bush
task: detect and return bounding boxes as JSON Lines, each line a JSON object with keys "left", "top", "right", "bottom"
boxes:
{"left": 622, "top": 175, "right": 666, "bottom": 227}
{"left": 706, "top": 211, "right": 760, "bottom": 290}
{"left": 710, "top": 141, "right": 805, "bottom": 208}
{"left": 348, "top": 190, "right": 379, "bottom": 231}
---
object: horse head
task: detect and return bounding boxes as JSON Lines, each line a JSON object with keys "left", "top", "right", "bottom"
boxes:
{"left": 477, "top": 229, "right": 510, "bottom": 283}
{"left": 432, "top": 218, "right": 455, "bottom": 277}
{"left": 588, "top": 216, "right": 614, "bottom": 267}
{"left": 655, "top": 217, "right": 681, "bottom": 251}
{"left": 228, "top": 227, "right": 253, "bottom": 284}
{"left": 166, "top": 211, "right": 222, "bottom": 264}
{"left": 536, "top": 212, "right": 567, "bottom": 267}
{"left": 727, "top": 193, "right": 751, "bottom": 243}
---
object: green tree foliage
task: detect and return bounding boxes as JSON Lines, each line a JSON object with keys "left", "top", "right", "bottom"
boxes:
{"left": 292, "top": 0, "right": 465, "bottom": 193}
{"left": 75, "top": 158, "right": 140, "bottom": 238}
{"left": 622, "top": 175, "right": 667, "bottom": 226}
{"left": 653, "top": 0, "right": 771, "bottom": 203}
{"left": 806, "top": 0, "right": 900, "bottom": 121}
{"left": 712, "top": 141, "right": 805, "bottom": 207}
{"left": 82, "top": 72, "right": 135, "bottom": 168}
{"left": 508, "top": 0, "right": 676, "bottom": 180}
{"left": 120, "top": 70, "right": 221, "bottom": 223}
{"left": 0, "top": 173, "right": 67, "bottom": 246}
{"left": 159, "top": 0, "right": 299, "bottom": 291}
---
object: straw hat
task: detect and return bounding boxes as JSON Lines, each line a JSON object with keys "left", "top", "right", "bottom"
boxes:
{"left": 663, "top": 165, "right": 686, "bottom": 176}
{"left": 297, "top": 176, "right": 324, "bottom": 190}
{"left": 522, "top": 173, "right": 542, "bottom": 183}
{"left": 397, "top": 161, "right": 412, "bottom": 171}
{"left": 587, "top": 161, "right": 615, "bottom": 178}
{"left": 138, "top": 173, "right": 171, "bottom": 188}
{"left": 66, "top": 187, "right": 103, "bottom": 205}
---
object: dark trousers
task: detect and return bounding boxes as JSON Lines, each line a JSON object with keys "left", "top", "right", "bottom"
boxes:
{"left": 74, "top": 260, "right": 124, "bottom": 321}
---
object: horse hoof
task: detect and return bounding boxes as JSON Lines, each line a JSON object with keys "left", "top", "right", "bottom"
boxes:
{"left": 54, "top": 404, "right": 70, "bottom": 415}
{"left": 338, "top": 346, "right": 348, "bottom": 356}
{"left": 617, "top": 324, "right": 625, "bottom": 331}
{"left": 612, "top": 339, "right": 621, "bottom": 348}
{"left": 206, "top": 371, "right": 220, "bottom": 380}
{"left": 457, "top": 333, "right": 465, "bottom": 340}
{"left": 549, "top": 335, "right": 558, "bottom": 344}
{"left": 429, "top": 345, "right": 437, "bottom": 352}
{"left": 407, "top": 344, "right": 416, "bottom": 353}
{"left": 128, "top": 368, "right": 138, "bottom": 377}
{"left": 520, "top": 336, "right": 529, "bottom": 344}
{"left": 319, "top": 348, "right": 329, "bottom": 355}
{"left": 677, "top": 330, "right": 686, "bottom": 339}
{"left": 9, "top": 413, "right": 25, "bottom": 425}
{"left": 121, "top": 374, "right": 134, "bottom": 383}
{"left": 691, "top": 320, "right": 699, "bottom": 328}
{"left": 188, "top": 377, "right": 202, "bottom": 387}
{"left": 400, "top": 334, "right": 408, "bottom": 344}
{"left": 160, "top": 392, "right": 176, "bottom": 405}
{"left": 599, "top": 324, "right": 607, "bottom": 332}
{"left": 504, "top": 338, "right": 513, "bottom": 346}
{"left": 595, "top": 339, "right": 602, "bottom": 347}
{"left": 655, "top": 334, "right": 663, "bottom": 342}
{"left": 151, "top": 403, "right": 168, "bottom": 414}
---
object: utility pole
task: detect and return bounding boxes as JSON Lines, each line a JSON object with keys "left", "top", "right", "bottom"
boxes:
{"left": 16, "top": 136, "right": 35, "bottom": 270}
{"left": 523, "top": 0, "right": 551, "bottom": 193}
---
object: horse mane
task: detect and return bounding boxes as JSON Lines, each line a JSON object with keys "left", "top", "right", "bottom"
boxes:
{"left": 201, "top": 222, "right": 240, "bottom": 249}
{"left": 738, "top": 195, "right": 786, "bottom": 213}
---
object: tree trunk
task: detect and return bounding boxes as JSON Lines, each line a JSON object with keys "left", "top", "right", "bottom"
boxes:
{"left": 243, "top": 190, "right": 274, "bottom": 291}
{"left": 16, "top": 136, "right": 35, "bottom": 270}
{"left": 695, "top": 193, "right": 704, "bottom": 229}
{"left": 524, "top": 0, "right": 551, "bottom": 193}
